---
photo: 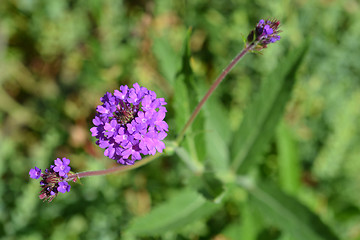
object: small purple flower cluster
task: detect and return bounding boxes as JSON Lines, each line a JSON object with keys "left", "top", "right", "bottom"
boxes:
{"left": 90, "top": 83, "right": 168, "bottom": 165}
{"left": 247, "top": 18, "right": 281, "bottom": 50}
{"left": 29, "top": 158, "right": 73, "bottom": 202}
{"left": 256, "top": 19, "right": 281, "bottom": 44}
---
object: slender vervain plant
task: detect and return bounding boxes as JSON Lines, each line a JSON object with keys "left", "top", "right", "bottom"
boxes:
{"left": 29, "top": 19, "right": 281, "bottom": 202}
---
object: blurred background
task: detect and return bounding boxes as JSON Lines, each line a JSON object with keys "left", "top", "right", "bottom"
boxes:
{"left": 1, "top": 0, "right": 360, "bottom": 239}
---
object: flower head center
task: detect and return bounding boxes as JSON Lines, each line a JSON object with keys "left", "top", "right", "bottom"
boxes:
{"left": 114, "top": 102, "right": 138, "bottom": 125}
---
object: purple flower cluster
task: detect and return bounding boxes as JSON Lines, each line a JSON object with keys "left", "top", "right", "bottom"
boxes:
{"left": 256, "top": 19, "right": 281, "bottom": 44}
{"left": 90, "top": 83, "right": 168, "bottom": 165}
{"left": 29, "top": 157, "right": 72, "bottom": 202}
{"left": 247, "top": 18, "right": 281, "bottom": 50}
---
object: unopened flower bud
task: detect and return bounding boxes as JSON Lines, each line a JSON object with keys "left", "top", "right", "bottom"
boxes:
{"left": 246, "top": 18, "right": 281, "bottom": 51}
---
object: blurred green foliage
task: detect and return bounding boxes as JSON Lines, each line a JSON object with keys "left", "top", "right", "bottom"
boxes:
{"left": 1, "top": 0, "right": 360, "bottom": 239}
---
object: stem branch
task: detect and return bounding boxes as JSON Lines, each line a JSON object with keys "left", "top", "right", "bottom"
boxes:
{"left": 67, "top": 153, "right": 160, "bottom": 180}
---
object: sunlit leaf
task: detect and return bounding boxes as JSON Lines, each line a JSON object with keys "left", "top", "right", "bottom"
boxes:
{"left": 125, "top": 189, "right": 221, "bottom": 236}
{"left": 153, "top": 37, "right": 180, "bottom": 85}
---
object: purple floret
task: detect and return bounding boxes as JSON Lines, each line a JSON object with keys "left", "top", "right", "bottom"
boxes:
{"left": 91, "top": 83, "right": 168, "bottom": 165}
{"left": 53, "top": 157, "right": 71, "bottom": 177}
{"left": 263, "top": 25, "right": 273, "bottom": 35}
{"left": 57, "top": 181, "right": 71, "bottom": 193}
{"left": 251, "top": 18, "right": 281, "bottom": 49}
{"left": 29, "top": 166, "right": 42, "bottom": 179}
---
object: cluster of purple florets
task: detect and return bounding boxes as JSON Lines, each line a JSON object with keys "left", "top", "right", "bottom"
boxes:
{"left": 29, "top": 83, "right": 169, "bottom": 202}
{"left": 256, "top": 19, "right": 281, "bottom": 44}
{"left": 90, "top": 83, "right": 168, "bottom": 165}
{"left": 29, "top": 158, "right": 72, "bottom": 202}
{"left": 247, "top": 18, "right": 281, "bottom": 50}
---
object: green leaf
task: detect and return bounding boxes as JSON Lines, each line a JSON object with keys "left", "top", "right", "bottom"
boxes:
{"left": 177, "top": 28, "right": 193, "bottom": 87}
{"left": 191, "top": 106, "right": 207, "bottom": 164}
{"left": 174, "top": 28, "right": 193, "bottom": 133}
{"left": 203, "top": 94, "right": 232, "bottom": 144}
{"left": 152, "top": 36, "right": 180, "bottom": 85}
{"left": 231, "top": 41, "right": 309, "bottom": 173}
{"left": 125, "top": 189, "right": 220, "bottom": 236}
{"left": 240, "top": 203, "right": 263, "bottom": 240}
{"left": 197, "top": 172, "right": 225, "bottom": 201}
{"left": 240, "top": 179, "right": 339, "bottom": 240}
{"left": 220, "top": 192, "right": 264, "bottom": 240}
{"left": 174, "top": 74, "right": 191, "bottom": 133}
{"left": 202, "top": 86, "right": 231, "bottom": 171}
{"left": 220, "top": 220, "right": 243, "bottom": 240}
{"left": 174, "top": 146, "right": 203, "bottom": 173}
{"left": 313, "top": 91, "right": 360, "bottom": 179}
{"left": 205, "top": 118, "right": 230, "bottom": 171}
{"left": 276, "top": 120, "right": 300, "bottom": 194}
{"left": 174, "top": 28, "right": 206, "bottom": 165}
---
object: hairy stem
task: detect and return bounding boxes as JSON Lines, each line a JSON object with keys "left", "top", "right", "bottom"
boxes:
{"left": 175, "top": 42, "right": 256, "bottom": 145}
{"left": 67, "top": 153, "right": 160, "bottom": 180}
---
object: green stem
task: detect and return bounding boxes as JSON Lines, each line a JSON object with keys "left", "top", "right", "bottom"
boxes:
{"left": 175, "top": 42, "right": 256, "bottom": 145}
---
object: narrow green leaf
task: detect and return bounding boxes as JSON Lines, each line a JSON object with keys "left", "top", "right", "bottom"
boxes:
{"left": 125, "top": 189, "right": 220, "bottom": 236}
{"left": 152, "top": 37, "right": 180, "bottom": 85}
{"left": 174, "top": 75, "right": 191, "bottom": 133}
{"left": 174, "top": 28, "right": 193, "bottom": 133}
{"left": 276, "top": 120, "right": 300, "bottom": 194}
{"left": 202, "top": 88, "right": 232, "bottom": 144}
{"left": 192, "top": 80, "right": 230, "bottom": 171}
{"left": 242, "top": 180, "right": 339, "bottom": 240}
{"left": 174, "top": 28, "right": 206, "bottom": 165}
{"left": 241, "top": 203, "right": 263, "bottom": 240}
{"left": 177, "top": 28, "right": 193, "bottom": 86}
{"left": 191, "top": 108, "right": 207, "bottom": 163}
{"left": 204, "top": 92, "right": 231, "bottom": 171}
{"left": 205, "top": 118, "right": 229, "bottom": 171}
{"left": 231, "top": 41, "right": 309, "bottom": 173}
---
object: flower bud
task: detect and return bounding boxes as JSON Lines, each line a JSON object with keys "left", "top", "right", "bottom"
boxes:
{"left": 246, "top": 18, "right": 281, "bottom": 51}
